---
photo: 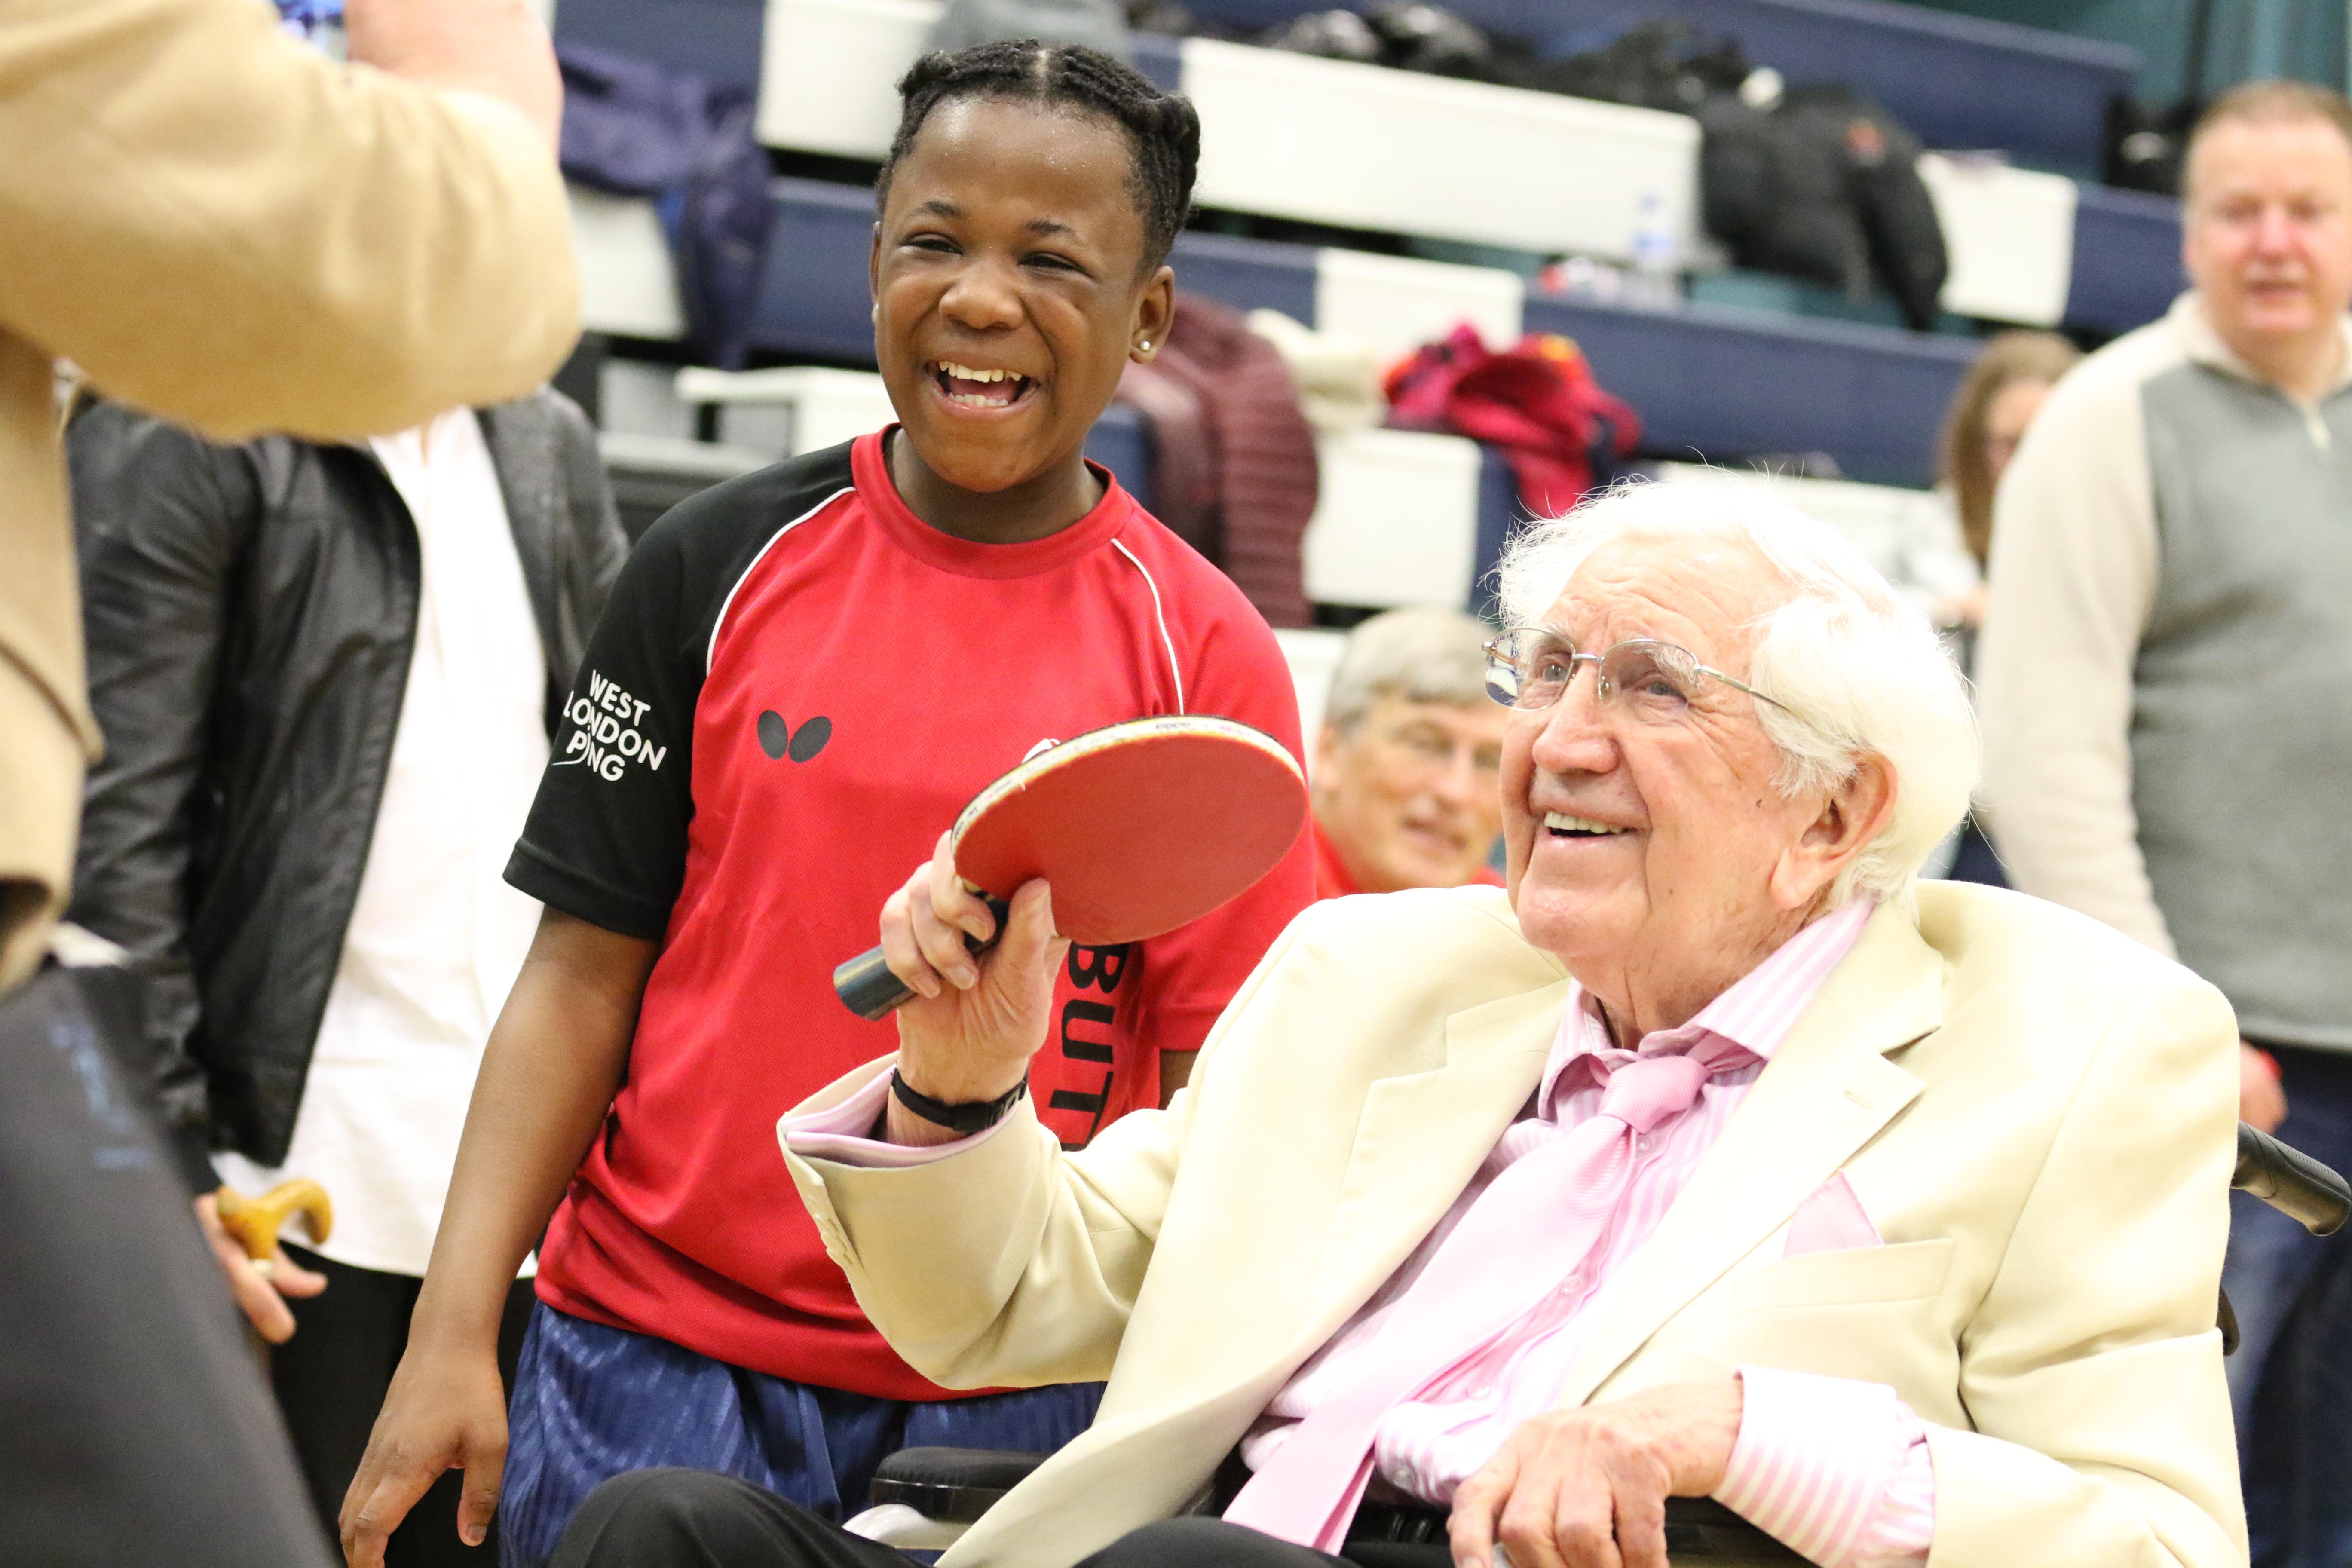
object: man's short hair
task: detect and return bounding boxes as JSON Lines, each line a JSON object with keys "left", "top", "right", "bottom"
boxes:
{"left": 2187, "top": 79, "right": 2352, "bottom": 192}
{"left": 1323, "top": 608, "right": 1494, "bottom": 738}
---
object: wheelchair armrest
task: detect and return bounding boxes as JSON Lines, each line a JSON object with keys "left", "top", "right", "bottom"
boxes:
{"left": 869, "top": 1447, "right": 1054, "bottom": 1524}
{"left": 873, "top": 1450, "right": 1798, "bottom": 1562}
{"left": 2235, "top": 1122, "right": 2352, "bottom": 1237}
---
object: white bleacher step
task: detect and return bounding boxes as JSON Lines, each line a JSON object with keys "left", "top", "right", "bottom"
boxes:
{"left": 756, "top": 0, "right": 928, "bottom": 158}
{"left": 669, "top": 366, "right": 1486, "bottom": 620}
{"left": 1304, "top": 428, "right": 1484, "bottom": 613}
{"left": 1648, "top": 462, "right": 1976, "bottom": 617}
{"left": 1181, "top": 38, "right": 1696, "bottom": 263}
{"left": 1311, "top": 250, "right": 1523, "bottom": 368}
{"left": 674, "top": 365, "right": 899, "bottom": 456}
{"left": 1917, "top": 155, "right": 2078, "bottom": 328}
{"left": 754, "top": 0, "right": 1696, "bottom": 263}
{"left": 570, "top": 185, "right": 686, "bottom": 341}
{"left": 1273, "top": 628, "right": 1349, "bottom": 758}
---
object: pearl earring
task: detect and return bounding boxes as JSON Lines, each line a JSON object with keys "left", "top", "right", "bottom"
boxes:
{"left": 1140, "top": 340, "right": 1152, "bottom": 352}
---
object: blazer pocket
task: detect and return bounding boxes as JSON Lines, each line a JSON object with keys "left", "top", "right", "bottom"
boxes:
{"left": 1732, "top": 1237, "right": 1956, "bottom": 1314}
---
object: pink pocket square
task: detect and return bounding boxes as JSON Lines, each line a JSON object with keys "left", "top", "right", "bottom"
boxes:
{"left": 1784, "top": 1172, "right": 1883, "bottom": 1258}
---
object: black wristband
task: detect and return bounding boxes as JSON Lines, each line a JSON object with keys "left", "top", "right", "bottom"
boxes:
{"left": 890, "top": 1069, "right": 1029, "bottom": 1134}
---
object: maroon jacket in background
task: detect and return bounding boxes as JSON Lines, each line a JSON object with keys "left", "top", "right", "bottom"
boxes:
{"left": 1116, "top": 290, "right": 1317, "bottom": 628}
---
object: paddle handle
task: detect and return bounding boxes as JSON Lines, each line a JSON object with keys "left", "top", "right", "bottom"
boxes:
{"left": 833, "top": 895, "right": 1014, "bottom": 1021}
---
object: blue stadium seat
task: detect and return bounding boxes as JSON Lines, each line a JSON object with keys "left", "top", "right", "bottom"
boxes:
{"left": 553, "top": 0, "right": 766, "bottom": 90}
{"left": 752, "top": 184, "right": 1325, "bottom": 361}
{"left": 2068, "top": 184, "right": 2185, "bottom": 339}
{"left": 1166, "top": 0, "right": 2137, "bottom": 176}
{"left": 1525, "top": 293, "right": 1975, "bottom": 488}
{"left": 739, "top": 177, "right": 1978, "bottom": 488}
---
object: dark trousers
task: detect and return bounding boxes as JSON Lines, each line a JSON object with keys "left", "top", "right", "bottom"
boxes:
{"left": 502, "top": 1305, "right": 1105, "bottom": 1567}
{"left": 551, "top": 1472, "right": 1351, "bottom": 1568}
{"left": 0, "top": 965, "right": 333, "bottom": 1566}
{"left": 273, "top": 1244, "right": 537, "bottom": 1565}
{"left": 2228, "top": 1044, "right": 2352, "bottom": 1568}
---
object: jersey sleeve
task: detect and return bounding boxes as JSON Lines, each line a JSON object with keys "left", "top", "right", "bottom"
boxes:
{"left": 1136, "top": 605, "right": 1319, "bottom": 1057}
{"left": 505, "top": 520, "right": 705, "bottom": 940}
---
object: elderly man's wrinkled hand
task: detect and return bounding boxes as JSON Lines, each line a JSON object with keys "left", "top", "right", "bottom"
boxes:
{"left": 879, "top": 832, "right": 1068, "bottom": 1143}
{"left": 1449, "top": 1380, "right": 1745, "bottom": 1568}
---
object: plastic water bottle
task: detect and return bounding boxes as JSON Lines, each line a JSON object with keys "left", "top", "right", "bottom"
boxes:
{"left": 1626, "top": 191, "right": 1681, "bottom": 310}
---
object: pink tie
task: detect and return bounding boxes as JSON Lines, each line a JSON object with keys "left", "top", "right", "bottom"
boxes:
{"left": 1224, "top": 1043, "right": 1745, "bottom": 1553}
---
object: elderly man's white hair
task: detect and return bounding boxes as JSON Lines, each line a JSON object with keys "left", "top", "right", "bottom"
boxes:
{"left": 1494, "top": 479, "right": 1979, "bottom": 908}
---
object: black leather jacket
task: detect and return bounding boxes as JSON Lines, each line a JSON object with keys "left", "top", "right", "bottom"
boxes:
{"left": 64, "top": 393, "right": 627, "bottom": 1186}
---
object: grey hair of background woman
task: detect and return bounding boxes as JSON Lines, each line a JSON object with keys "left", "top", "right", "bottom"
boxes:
{"left": 1322, "top": 606, "right": 1495, "bottom": 738}
{"left": 1493, "top": 480, "right": 1979, "bottom": 908}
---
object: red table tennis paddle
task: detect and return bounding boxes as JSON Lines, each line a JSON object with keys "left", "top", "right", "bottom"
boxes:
{"left": 832, "top": 715, "right": 1308, "bottom": 1020}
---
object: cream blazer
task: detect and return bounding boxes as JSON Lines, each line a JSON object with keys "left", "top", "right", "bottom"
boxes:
{"left": 783, "top": 881, "right": 2246, "bottom": 1568}
{"left": 0, "top": 0, "right": 578, "bottom": 990}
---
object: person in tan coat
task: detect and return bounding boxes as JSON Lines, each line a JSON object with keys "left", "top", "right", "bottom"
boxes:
{"left": 0, "top": 1, "right": 575, "bottom": 1559}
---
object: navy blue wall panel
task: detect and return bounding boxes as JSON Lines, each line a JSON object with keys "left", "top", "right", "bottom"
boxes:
{"left": 754, "top": 182, "right": 1327, "bottom": 359}
{"left": 553, "top": 0, "right": 766, "bottom": 89}
{"left": 1085, "top": 405, "right": 1153, "bottom": 501}
{"left": 1526, "top": 294, "right": 1975, "bottom": 486}
{"left": 1166, "top": 0, "right": 2136, "bottom": 173}
{"left": 1471, "top": 445, "right": 1524, "bottom": 617}
{"left": 2068, "top": 183, "right": 2183, "bottom": 337}
{"left": 755, "top": 178, "right": 879, "bottom": 360}
{"left": 1168, "top": 231, "right": 1321, "bottom": 322}
{"left": 1134, "top": 31, "right": 1185, "bottom": 90}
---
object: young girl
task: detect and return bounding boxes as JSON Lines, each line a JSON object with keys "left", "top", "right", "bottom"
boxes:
{"left": 340, "top": 41, "right": 1316, "bottom": 1568}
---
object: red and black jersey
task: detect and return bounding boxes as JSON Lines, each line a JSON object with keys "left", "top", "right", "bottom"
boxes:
{"left": 505, "top": 429, "right": 1315, "bottom": 1396}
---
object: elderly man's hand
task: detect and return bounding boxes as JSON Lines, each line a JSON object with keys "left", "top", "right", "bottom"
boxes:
{"left": 1449, "top": 1380, "right": 1745, "bottom": 1568}
{"left": 878, "top": 832, "right": 1069, "bottom": 1145}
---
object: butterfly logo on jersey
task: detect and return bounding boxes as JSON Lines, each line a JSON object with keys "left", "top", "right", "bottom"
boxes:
{"left": 757, "top": 711, "right": 833, "bottom": 763}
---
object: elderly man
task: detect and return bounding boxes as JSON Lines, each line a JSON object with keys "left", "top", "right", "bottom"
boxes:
{"left": 1310, "top": 609, "right": 1508, "bottom": 899}
{"left": 552, "top": 483, "right": 2242, "bottom": 1568}
{"left": 1978, "top": 79, "right": 2352, "bottom": 1566}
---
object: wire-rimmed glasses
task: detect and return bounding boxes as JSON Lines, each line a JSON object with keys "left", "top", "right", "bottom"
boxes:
{"left": 1482, "top": 627, "right": 1795, "bottom": 723}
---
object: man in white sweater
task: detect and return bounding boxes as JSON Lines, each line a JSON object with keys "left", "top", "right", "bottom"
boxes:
{"left": 1978, "top": 79, "right": 2352, "bottom": 1568}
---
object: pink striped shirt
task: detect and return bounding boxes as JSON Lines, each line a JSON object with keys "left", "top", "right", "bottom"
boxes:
{"left": 1238, "top": 899, "right": 1933, "bottom": 1568}
{"left": 782, "top": 899, "right": 1935, "bottom": 1567}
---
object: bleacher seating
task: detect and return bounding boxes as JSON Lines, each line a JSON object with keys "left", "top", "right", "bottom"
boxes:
{"left": 552, "top": 0, "right": 2194, "bottom": 623}
{"left": 2068, "top": 183, "right": 2187, "bottom": 337}
{"left": 555, "top": 0, "right": 2187, "bottom": 333}
{"left": 1916, "top": 155, "right": 2075, "bottom": 328}
{"left": 1524, "top": 292, "right": 1973, "bottom": 487}
{"left": 1158, "top": 0, "right": 2139, "bottom": 177}
{"left": 660, "top": 366, "right": 1490, "bottom": 610}
{"left": 753, "top": 0, "right": 1703, "bottom": 263}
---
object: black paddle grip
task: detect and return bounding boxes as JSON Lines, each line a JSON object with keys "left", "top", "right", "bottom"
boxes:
{"left": 833, "top": 894, "right": 1014, "bottom": 1021}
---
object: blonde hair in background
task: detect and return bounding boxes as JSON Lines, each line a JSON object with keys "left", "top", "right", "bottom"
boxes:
{"left": 1936, "top": 330, "right": 2079, "bottom": 568}
{"left": 1495, "top": 480, "right": 1979, "bottom": 910}
{"left": 2186, "top": 78, "right": 2352, "bottom": 202}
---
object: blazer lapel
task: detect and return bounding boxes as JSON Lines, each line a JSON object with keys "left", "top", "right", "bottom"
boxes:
{"left": 945, "top": 972, "right": 1571, "bottom": 1568}
{"left": 1305, "top": 977, "right": 1570, "bottom": 1313}
{"left": 1553, "top": 903, "right": 1942, "bottom": 1410}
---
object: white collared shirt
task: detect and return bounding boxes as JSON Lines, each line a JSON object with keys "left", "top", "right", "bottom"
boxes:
{"left": 215, "top": 408, "right": 548, "bottom": 1277}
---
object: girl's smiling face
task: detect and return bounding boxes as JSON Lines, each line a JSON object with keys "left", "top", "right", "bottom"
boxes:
{"left": 870, "top": 96, "right": 1174, "bottom": 501}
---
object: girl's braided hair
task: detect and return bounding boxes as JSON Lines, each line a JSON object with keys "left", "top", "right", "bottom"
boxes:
{"left": 877, "top": 40, "right": 1202, "bottom": 271}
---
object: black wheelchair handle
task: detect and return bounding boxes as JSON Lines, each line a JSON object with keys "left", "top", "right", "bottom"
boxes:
{"left": 2235, "top": 1122, "right": 2351, "bottom": 1237}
